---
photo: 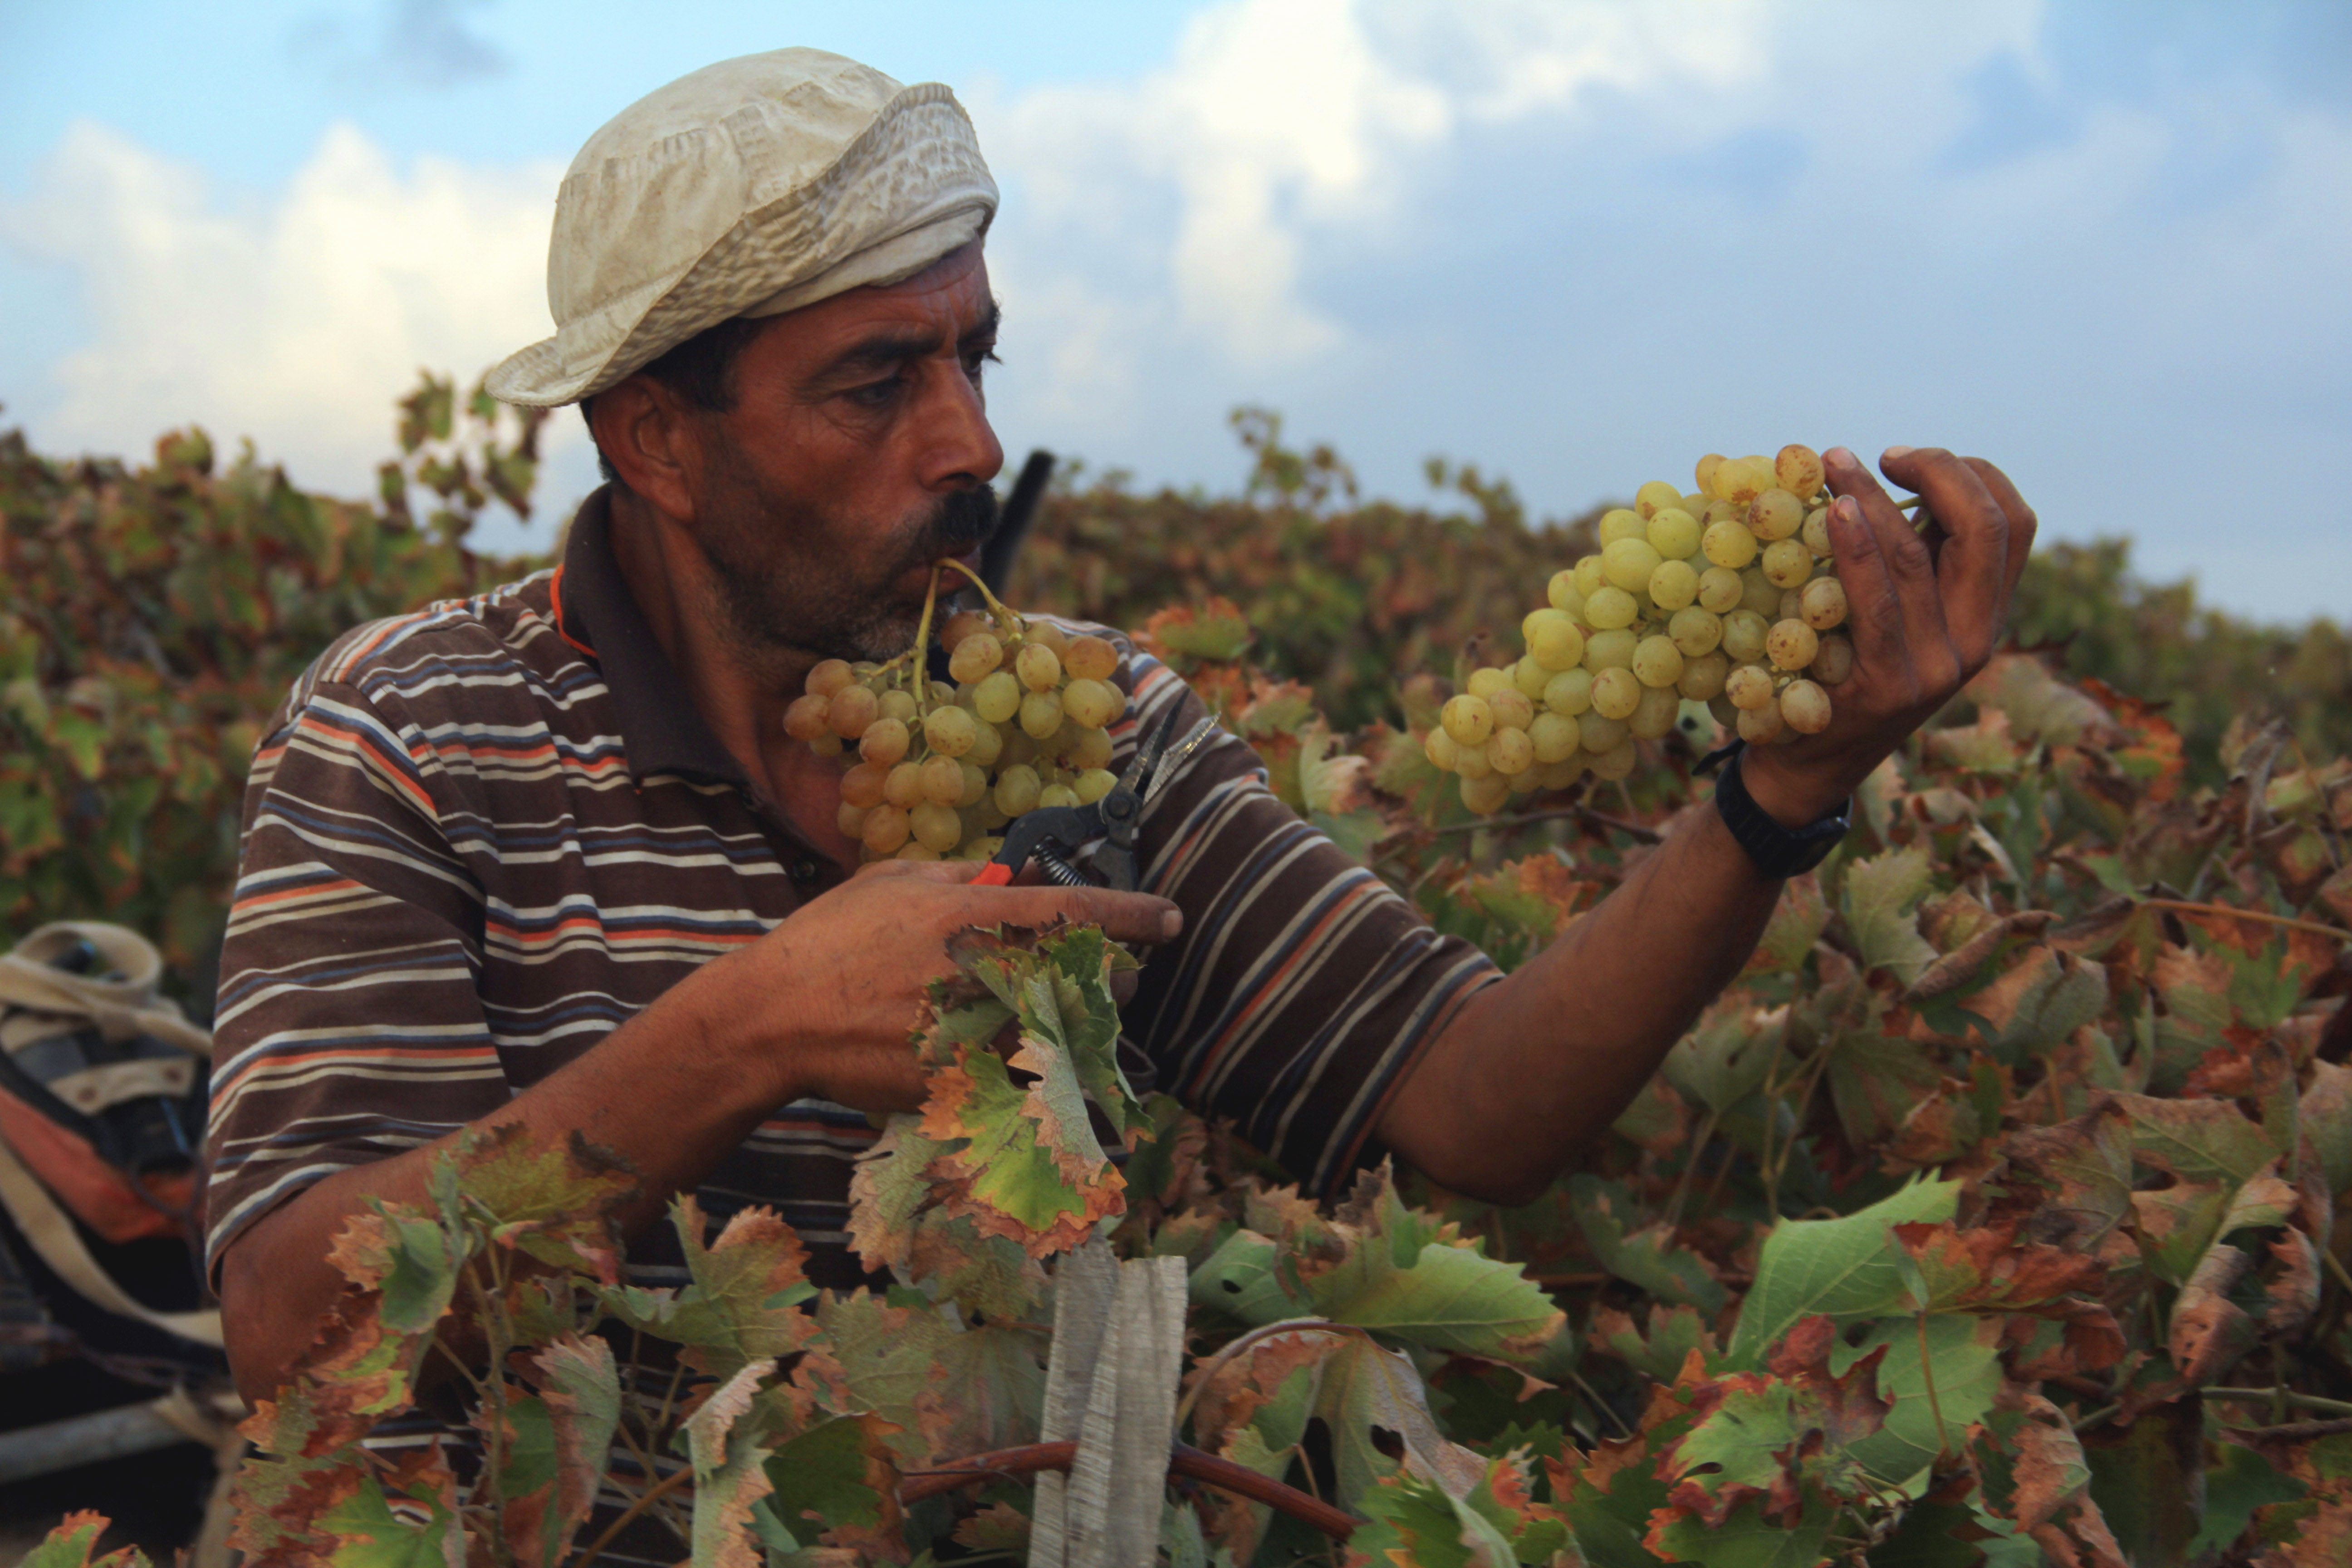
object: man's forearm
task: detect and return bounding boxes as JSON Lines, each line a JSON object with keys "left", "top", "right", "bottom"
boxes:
{"left": 1377, "top": 801, "right": 1785, "bottom": 1205}
{"left": 219, "top": 955, "right": 794, "bottom": 1405}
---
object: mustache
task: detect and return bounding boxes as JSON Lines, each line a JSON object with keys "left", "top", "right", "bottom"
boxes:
{"left": 915, "top": 483, "right": 1000, "bottom": 557}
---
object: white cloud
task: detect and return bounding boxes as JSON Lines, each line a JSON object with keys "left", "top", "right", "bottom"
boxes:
{"left": 0, "top": 120, "right": 568, "bottom": 504}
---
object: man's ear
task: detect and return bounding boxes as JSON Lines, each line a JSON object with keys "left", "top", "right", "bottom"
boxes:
{"left": 588, "top": 377, "right": 700, "bottom": 521}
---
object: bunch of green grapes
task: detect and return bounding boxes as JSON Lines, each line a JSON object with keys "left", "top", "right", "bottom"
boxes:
{"left": 1424, "top": 443, "right": 1856, "bottom": 816}
{"left": 781, "top": 573, "right": 1129, "bottom": 862}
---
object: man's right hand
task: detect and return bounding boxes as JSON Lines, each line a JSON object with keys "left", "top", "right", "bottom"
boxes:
{"left": 698, "top": 858, "right": 1182, "bottom": 1114}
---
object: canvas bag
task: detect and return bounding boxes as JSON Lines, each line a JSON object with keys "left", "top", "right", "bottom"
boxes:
{"left": 0, "top": 921, "right": 222, "bottom": 1346}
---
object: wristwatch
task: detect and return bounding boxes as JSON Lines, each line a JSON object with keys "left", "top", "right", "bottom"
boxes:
{"left": 1700, "top": 740, "right": 1850, "bottom": 879}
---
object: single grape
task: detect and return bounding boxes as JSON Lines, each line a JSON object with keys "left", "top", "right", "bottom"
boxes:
{"left": 1602, "top": 537, "right": 1664, "bottom": 593}
{"left": 1747, "top": 488, "right": 1804, "bottom": 542}
{"left": 1697, "top": 566, "right": 1744, "bottom": 613}
{"left": 784, "top": 693, "right": 831, "bottom": 741}
{"left": 972, "top": 671, "right": 1021, "bottom": 723}
{"left": 836, "top": 801, "right": 869, "bottom": 839}
{"left": 1801, "top": 507, "right": 1834, "bottom": 558}
{"left": 1573, "top": 555, "right": 1609, "bottom": 598}
{"left": 1630, "top": 684, "right": 1680, "bottom": 739}
{"left": 1709, "top": 694, "right": 1740, "bottom": 727}
{"left": 1761, "top": 538, "right": 1813, "bottom": 589}
{"left": 923, "top": 705, "right": 976, "bottom": 758}
{"left": 1702, "top": 519, "right": 1759, "bottom": 570}
{"left": 1710, "top": 455, "right": 1769, "bottom": 504}
{"left": 807, "top": 659, "right": 855, "bottom": 697}
{"left": 919, "top": 754, "right": 965, "bottom": 807}
{"left": 910, "top": 801, "right": 963, "bottom": 853}
{"left": 840, "top": 761, "right": 889, "bottom": 809}
{"left": 1489, "top": 688, "right": 1537, "bottom": 732}
{"left": 1588, "top": 739, "right": 1638, "bottom": 781}
{"left": 1425, "top": 727, "right": 1462, "bottom": 771}
{"left": 828, "top": 685, "right": 879, "bottom": 739}
{"left": 928, "top": 679, "right": 956, "bottom": 706}
{"left": 965, "top": 719, "right": 1004, "bottom": 767}
{"left": 1649, "top": 559, "right": 1700, "bottom": 612}
{"left": 1467, "top": 666, "right": 1512, "bottom": 699}
{"left": 1544, "top": 667, "right": 1594, "bottom": 716}
{"left": 1460, "top": 772, "right": 1511, "bottom": 815}
{"left": 1579, "top": 710, "right": 1631, "bottom": 753}
{"left": 1779, "top": 588, "right": 1805, "bottom": 624}
{"left": 1695, "top": 452, "right": 1726, "bottom": 494}
{"left": 1066, "top": 634, "right": 1120, "bottom": 681}
{"left": 1646, "top": 507, "right": 1702, "bottom": 560}
{"left": 1800, "top": 577, "right": 1848, "bottom": 630}
{"left": 993, "top": 764, "right": 1042, "bottom": 817}
{"left": 998, "top": 724, "right": 1038, "bottom": 767}
{"left": 1722, "top": 609, "right": 1769, "bottom": 663}
{"left": 896, "top": 842, "right": 940, "bottom": 862}
{"left": 1597, "top": 508, "right": 1646, "bottom": 545}
{"left": 1591, "top": 666, "right": 1642, "bottom": 720}
{"left": 1067, "top": 726, "right": 1114, "bottom": 771}
{"left": 806, "top": 732, "right": 843, "bottom": 758}
{"left": 959, "top": 761, "right": 990, "bottom": 807}
{"left": 1812, "top": 635, "right": 1856, "bottom": 685}
{"left": 1527, "top": 609, "right": 1586, "bottom": 671}
{"left": 862, "top": 804, "right": 912, "bottom": 854}
{"left": 1441, "top": 694, "right": 1496, "bottom": 746}
{"left": 1635, "top": 480, "right": 1683, "bottom": 519}
{"left": 1737, "top": 701, "right": 1786, "bottom": 745}
{"left": 1678, "top": 651, "right": 1730, "bottom": 700}
{"left": 1529, "top": 710, "right": 1581, "bottom": 763}
{"left": 1668, "top": 605, "right": 1724, "bottom": 658}
{"left": 948, "top": 632, "right": 1004, "bottom": 683}
{"left": 964, "top": 834, "right": 1005, "bottom": 861}
{"left": 1015, "top": 642, "right": 1062, "bottom": 692}
{"left": 1038, "top": 782, "right": 1080, "bottom": 810}
{"left": 1075, "top": 768, "right": 1119, "bottom": 804}
{"left": 1725, "top": 663, "right": 1777, "bottom": 710}
{"left": 859, "top": 716, "right": 911, "bottom": 767}
{"left": 878, "top": 689, "right": 918, "bottom": 725}
{"left": 1582, "top": 588, "right": 1637, "bottom": 632}
{"left": 1781, "top": 679, "right": 1833, "bottom": 735}
{"left": 1679, "top": 492, "right": 1712, "bottom": 521}
{"left": 1024, "top": 621, "right": 1070, "bottom": 656}
{"left": 940, "top": 609, "right": 992, "bottom": 650}
{"left": 1703, "top": 497, "right": 1745, "bottom": 525}
{"left": 1514, "top": 655, "right": 1553, "bottom": 700}
{"left": 1536, "top": 757, "right": 1586, "bottom": 791}
{"left": 1739, "top": 568, "right": 1783, "bottom": 618}
{"left": 1063, "top": 678, "right": 1120, "bottom": 729}
{"left": 1020, "top": 689, "right": 1066, "bottom": 740}
{"left": 1453, "top": 742, "right": 1494, "bottom": 780}
{"left": 1766, "top": 619, "right": 1820, "bottom": 670}
{"left": 1488, "top": 726, "right": 1535, "bottom": 775}
{"left": 883, "top": 760, "right": 926, "bottom": 809}
{"left": 1632, "top": 635, "right": 1684, "bottom": 689}
{"left": 1775, "top": 444, "right": 1825, "bottom": 498}
{"left": 1547, "top": 570, "right": 1586, "bottom": 616}
{"left": 1583, "top": 627, "right": 1637, "bottom": 672}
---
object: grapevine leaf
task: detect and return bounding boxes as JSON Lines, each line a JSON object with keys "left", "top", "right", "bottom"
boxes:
{"left": 1350, "top": 1469, "right": 1519, "bottom": 1568}
{"left": 599, "top": 1198, "right": 818, "bottom": 1379}
{"left": 1306, "top": 1166, "right": 1564, "bottom": 1360}
{"left": 760, "top": 1414, "right": 903, "bottom": 1559}
{"left": 1998, "top": 1100, "right": 2135, "bottom": 1251}
{"left": 1724, "top": 1177, "right": 1961, "bottom": 1367}
{"left": 1589, "top": 1303, "right": 1725, "bottom": 1384}
{"left": 1645, "top": 1494, "right": 1835, "bottom": 1568}
{"left": 1661, "top": 1317, "right": 1888, "bottom": 1528}
{"left": 1664, "top": 1003, "right": 1783, "bottom": 1117}
{"left": 531, "top": 1333, "right": 621, "bottom": 1565}
{"left": 1887, "top": 1222, "right": 2124, "bottom": 1367}
{"left": 1571, "top": 1175, "right": 1728, "bottom": 1313}
{"left": 1833, "top": 1315, "right": 2004, "bottom": 1481}
{"left": 1842, "top": 845, "right": 1940, "bottom": 984}
{"left": 314, "top": 1448, "right": 464, "bottom": 1568}
{"left": 684, "top": 1359, "right": 779, "bottom": 1568}
{"left": 2189, "top": 1440, "right": 2305, "bottom": 1559}
{"left": 17, "top": 1515, "right": 150, "bottom": 1568}
{"left": 452, "top": 1122, "right": 636, "bottom": 1281}
{"left": 808, "top": 1289, "right": 1046, "bottom": 1466}
{"left": 2298, "top": 1060, "right": 2352, "bottom": 1196}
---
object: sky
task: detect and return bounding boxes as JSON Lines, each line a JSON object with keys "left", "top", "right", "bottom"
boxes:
{"left": 3, "top": 0, "right": 2347, "bottom": 621}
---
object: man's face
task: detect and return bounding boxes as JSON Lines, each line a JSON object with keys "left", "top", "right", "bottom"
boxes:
{"left": 684, "top": 243, "right": 1005, "bottom": 667}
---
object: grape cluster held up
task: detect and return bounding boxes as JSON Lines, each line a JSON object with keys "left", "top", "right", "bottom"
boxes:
{"left": 782, "top": 561, "right": 1129, "bottom": 861}
{"left": 1426, "top": 444, "right": 1866, "bottom": 815}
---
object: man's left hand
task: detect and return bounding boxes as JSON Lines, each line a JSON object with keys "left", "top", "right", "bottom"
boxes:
{"left": 1739, "top": 445, "right": 2038, "bottom": 828}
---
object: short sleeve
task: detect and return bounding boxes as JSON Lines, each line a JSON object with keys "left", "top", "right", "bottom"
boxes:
{"left": 201, "top": 678, "right": 508, "bottom": 1279}
{"left": 1114, "top": 655, "right": 1501, "bottom": 1198}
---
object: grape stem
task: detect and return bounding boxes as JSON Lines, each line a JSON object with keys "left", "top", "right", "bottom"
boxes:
{"left": 906, "top": 565, "right": 944, "bottom": 722}
{"left": 937, "top": 555, "right": 1027, "bottom": 641}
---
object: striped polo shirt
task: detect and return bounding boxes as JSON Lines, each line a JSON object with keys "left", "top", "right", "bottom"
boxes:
{"left": 202, "top": 490, "right": 1500, "bottom": 1290}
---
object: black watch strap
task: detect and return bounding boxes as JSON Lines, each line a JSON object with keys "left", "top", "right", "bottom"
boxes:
{"left": 1703, "top": 740, "right": 1850, "bottom": 879}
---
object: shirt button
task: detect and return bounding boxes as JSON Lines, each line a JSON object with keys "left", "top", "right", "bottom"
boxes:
{"left": 789, "top": 859, "right": 821, "bottom": 886}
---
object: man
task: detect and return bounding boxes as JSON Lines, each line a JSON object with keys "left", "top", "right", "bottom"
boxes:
{"left": 205, "top": 48, "right": 2034, "bottom": 1404}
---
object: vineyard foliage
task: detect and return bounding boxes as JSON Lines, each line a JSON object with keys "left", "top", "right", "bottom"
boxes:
{"left": 9, "top": 390, "right": 2352, "bottom": 1566}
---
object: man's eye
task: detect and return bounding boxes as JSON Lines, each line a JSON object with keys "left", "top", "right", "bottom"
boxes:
{"left": 963, "top": 348, "right": 1000, "bottom": 382}
{"left": 849, "top": 375, "right": 903, "bottom": 407}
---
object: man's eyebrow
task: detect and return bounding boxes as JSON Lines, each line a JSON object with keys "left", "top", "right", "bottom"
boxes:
{"left": 808, "top": 299, "right": 1004, "bottom": 385}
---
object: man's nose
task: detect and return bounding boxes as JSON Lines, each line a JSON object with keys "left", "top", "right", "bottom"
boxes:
{"left": 919, "top": 362, "right": 1004, "bottom": 491}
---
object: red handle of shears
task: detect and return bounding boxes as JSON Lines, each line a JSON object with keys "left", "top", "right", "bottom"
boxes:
{"left": 972, "top": 861, "right": 1016, "bottom": 887}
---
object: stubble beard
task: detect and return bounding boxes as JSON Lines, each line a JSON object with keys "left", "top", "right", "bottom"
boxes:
{"left": 694, "top": 451, "right": 1000, "bottom": 671}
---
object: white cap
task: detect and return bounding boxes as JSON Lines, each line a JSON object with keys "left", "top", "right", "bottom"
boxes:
{"left": 485, "top": 48, "right": 998, "bottom": 407}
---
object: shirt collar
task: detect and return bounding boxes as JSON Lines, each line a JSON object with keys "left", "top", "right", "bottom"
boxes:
{"left": 552, "top": 488, "right": 751, "bottom": 787}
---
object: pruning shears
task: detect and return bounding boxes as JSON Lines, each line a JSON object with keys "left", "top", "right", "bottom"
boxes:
{"left": 973, "top": 710, "right": 1217, "bottom": 892}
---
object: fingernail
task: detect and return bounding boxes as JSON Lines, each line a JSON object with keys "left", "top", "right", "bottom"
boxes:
{"left": 1161, "top": 909, "right": 1184, "bottom": 940}
{"left": 1825, "top": 446, "right": 1856, "bottom": 466}
{"left": 1882, "top": 445, "right": 1915, "bottom": 462}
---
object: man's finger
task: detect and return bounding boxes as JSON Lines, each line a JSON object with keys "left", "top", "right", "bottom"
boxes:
{"left": 854, "top": 858, "right": 983, "bottom": 883}
{"left": 1878, "top": 447, "right": 2009, "bottom": 670}
{"left": 1825, "top": 446, "right": 1954, "bottom": 689}
{"left": 1960, "top": 456, "right": 2039, "bottom": 599}
{"left": 1823, "top": 484, "right": 1908, "bottom": 681}
{"left": 990, "top": 884, "right": 1184, "bottom": 946}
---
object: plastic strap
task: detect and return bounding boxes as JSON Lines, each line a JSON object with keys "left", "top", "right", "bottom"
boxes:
{"left": 0, "top": 1132, "right": 222, "bottom": 1347}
